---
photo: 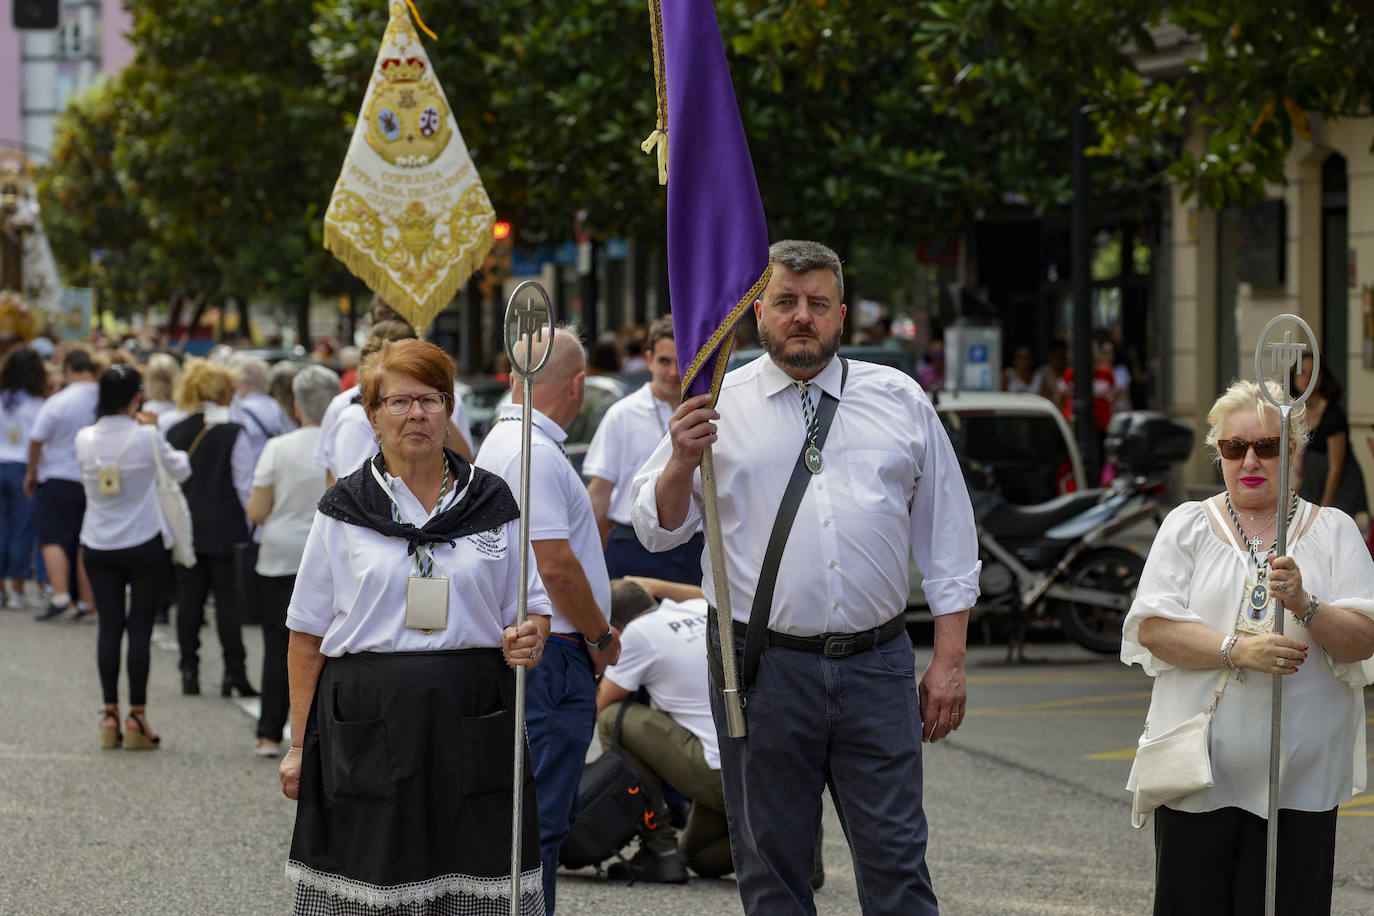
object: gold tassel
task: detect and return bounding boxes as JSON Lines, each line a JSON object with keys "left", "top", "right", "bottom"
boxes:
{"left": 404, "top": 0, "right": 437, "bottom": 41}
{"left": 643, "top": 0, "right": 668, "bottom": 185}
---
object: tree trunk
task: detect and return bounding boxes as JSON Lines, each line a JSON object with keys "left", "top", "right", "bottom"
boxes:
{"left": 177, "top": 293, "right": 209, "bottom": 353}
{"left": 296, "top": 297, "right": 311, "bottom": 353}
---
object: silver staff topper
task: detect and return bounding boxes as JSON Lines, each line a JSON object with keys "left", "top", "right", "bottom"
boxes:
{"left": 1253, "top": 314, "right": 1319, "bottom": 916}
{"left": 502, "top": 280, "right": 554, "bottom": 916}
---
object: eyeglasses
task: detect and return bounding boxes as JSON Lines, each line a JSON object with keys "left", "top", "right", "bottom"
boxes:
{"left": 1217, "top": 437, "right": 1281, "bottom": 460}
{"left": 373, "top": 393, "right": 451, "bottom": 415}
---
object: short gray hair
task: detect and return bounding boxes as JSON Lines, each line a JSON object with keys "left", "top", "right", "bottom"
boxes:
{"left": 291, "top": 364, "right": 341, "bottom": 426}
{"left": 769, "top": 239, "right": 844, "bottom": 301}
{"left": 228, "top": 352, "right": 270, "bottom": 392}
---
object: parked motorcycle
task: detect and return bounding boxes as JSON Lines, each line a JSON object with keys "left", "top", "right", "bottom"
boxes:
{"left": 968, "top": 411, "right": 1194, "bottom": 657}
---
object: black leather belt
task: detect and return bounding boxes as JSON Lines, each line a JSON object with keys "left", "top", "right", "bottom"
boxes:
{"left": 730, "top": 615, "right": 905, "bottom": 659}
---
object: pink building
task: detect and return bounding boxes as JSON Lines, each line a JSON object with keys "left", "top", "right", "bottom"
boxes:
{"left": 0, "top": 0, "right": 134, "bottom": 162}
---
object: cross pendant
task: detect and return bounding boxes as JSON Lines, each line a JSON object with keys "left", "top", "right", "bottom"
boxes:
{"left": 1248, "top": 534, "right": 1264, "bottom": 551}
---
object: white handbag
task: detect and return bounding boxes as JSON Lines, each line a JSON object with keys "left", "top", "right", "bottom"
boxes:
{"left": 147, "top": 426, "right": 196, "bottom": 568}
{"left": 1129, "top": 667, "right": 1230, "bottom": 828}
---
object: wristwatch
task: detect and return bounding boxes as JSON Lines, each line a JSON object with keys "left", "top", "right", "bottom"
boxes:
{"left": 586, "top": 629, "right": 614, "bottom": 650}
{"left": 1300, "top": 593, "right": 1320, "bottom": 627}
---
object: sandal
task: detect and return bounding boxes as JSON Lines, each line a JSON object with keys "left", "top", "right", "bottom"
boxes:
{"left": 124, "top": 711, "right": 161, "bottom": 751}
{"left": 100, "top": 710, "right": 121, "bottom": 750}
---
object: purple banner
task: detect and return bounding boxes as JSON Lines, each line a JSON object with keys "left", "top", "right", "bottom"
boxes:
{"left": 663, "top": 0, "right": 771, "bottom": 401}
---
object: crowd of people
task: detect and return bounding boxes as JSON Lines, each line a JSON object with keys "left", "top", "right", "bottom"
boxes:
{"left": 5, "top": 237, "right": 1374, "bottom": 915}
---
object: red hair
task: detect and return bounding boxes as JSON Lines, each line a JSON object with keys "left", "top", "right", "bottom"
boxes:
{"left": 359, "top": 339, "right": 455, "bottom": 417}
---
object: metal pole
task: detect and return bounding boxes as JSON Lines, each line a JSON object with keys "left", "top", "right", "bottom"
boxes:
{"left": 1071, "top": 102, "right": 1101, "bottom": 486}
{"left": 701, "top": 446, "right": 746, "bottom": 737}
{"left": 1255, "top": 314, "right": 1318, "bottom": 916}
{"left": 502, "top": 282, "right": 554, "bottom": 916}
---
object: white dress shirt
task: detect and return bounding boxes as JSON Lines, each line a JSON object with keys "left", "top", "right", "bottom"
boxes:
{"left": 0, "top": 391, "right": 45, "bottom": 464}
{"left": 1123, "top": 500, "right": 1374, "bottom": 816}
{"left": 252, "top": 426, "right": 327, "bottom": 577}
{"left": 286, "top": 466, "right": 552, "bottom": 656}
{"left": 632, "top": 354, "right": 980, "bottom": 635}
{"left": 75, "top": 417, "right": 192, "bottom": 551}
{"left": 29, "top": 380, "right": 98, "bottom": 483}
{"left": 582, "top": 383, "right": 674, "bottom": 526}
{"left": 602, "top": 597, "right": 720, "bottom": 768}
{"left": 475, "top": 404, "right": 611, "bottom": 635}
{"left": 315, "top": 385, "right": 358, "bottom": 472}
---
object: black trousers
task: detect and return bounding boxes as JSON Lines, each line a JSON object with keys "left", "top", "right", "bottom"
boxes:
{"left": 1153, "top": 805, "right": 1338, "bottom": 916}
{"left": 82, "top": 535, "right": 172, "bottom": 707}
{"left": 176, "top": 552, "right": 247, "bottom": 676}
{"left": 256, "top": 572, "right": 294, "bottom": 741}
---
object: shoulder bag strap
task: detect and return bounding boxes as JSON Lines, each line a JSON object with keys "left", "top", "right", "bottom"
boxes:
{"left": 737, "top": 358, "right": 848, "bottom": 692}
{"left": 607, "top": 695, "right": 634, "bottom": 750}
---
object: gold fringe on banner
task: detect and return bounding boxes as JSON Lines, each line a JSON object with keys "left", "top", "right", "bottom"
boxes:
{"left": 404, "top": 0, "right": 437, "bottom": 40}
{"left": 641, "top": 0, "right": 668, "bottom": 185}
{"left": 680, "top": 260, "right": 773, "bottom": 404}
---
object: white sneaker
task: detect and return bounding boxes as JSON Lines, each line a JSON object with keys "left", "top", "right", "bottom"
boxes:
{"left": 254, "top": 739, "right": 281, "bottom": 758}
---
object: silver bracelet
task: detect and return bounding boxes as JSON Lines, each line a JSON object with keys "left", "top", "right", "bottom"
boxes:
{"left": 1220, "top": 633, "right": 1246, "bottom": 681}
{"left": 1299, "top": 593, "right": 1320, "bottom": 627}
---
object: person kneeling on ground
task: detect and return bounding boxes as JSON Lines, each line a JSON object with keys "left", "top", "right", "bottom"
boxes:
{"left": 596, "top": 577, "right": 730, "bottom": 883}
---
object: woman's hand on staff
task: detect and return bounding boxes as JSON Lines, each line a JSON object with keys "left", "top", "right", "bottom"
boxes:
{"left": 1266, "top": 553, "right": 1307, "bottom": 614}
{"left": 1232, "top": 633, "right": 1308, "bottom": 675}
{"left": 503, "top": 619, "right": 545, "bottom": 669}
{"left": 280, "top": 746, "right": 303, "bottom": 799}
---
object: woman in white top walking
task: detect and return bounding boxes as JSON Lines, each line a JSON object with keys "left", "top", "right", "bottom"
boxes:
{"left": 76, "top": 365, "right": 191, "bottom": 750}
{"left": 245, "top": 364, "right": 338, "bottom": 758}
{"left": 1123, "top": 378, "right": 1374, "bottom": 914}
{"left": 0, "top": 346, "right": 48, "bottom": 608}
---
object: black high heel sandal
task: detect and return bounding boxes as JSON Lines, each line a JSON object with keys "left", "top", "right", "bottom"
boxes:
{"left": 124, "top": 711, "right": 161, "bottom": 750}
{"left": 222, "top": 673, "right": 259, "bottom": 698}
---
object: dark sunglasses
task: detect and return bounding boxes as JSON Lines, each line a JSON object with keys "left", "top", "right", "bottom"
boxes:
{"left": 1217, "top": 437, "right": 1281, "bottom": 460}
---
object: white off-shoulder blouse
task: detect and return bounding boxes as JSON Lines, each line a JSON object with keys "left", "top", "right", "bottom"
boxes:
{"left": 1122, "top": 498, "right": 1374, "bottom": 816}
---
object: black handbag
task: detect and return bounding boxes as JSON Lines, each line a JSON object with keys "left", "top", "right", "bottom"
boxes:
{"left": 558, "top": 703, "right": 647, "bottom": 870}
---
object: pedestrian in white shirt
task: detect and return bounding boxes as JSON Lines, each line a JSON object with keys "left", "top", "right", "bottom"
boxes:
{"left": 76, "top": 365, "right": 191, "bottom": 751}
{"left": 474, "top": 327, "right": 619, "bottom": 915}
{"left": 27, "top": 348, "right": 99, "bottom": 622}
{"left": 0, "top": 346, "right": 47, "bottom": 608}
{"left": 246, "top": 364, "right": 338, "bottom": 758}
{"left": 229, "top": 353, "right": 289, "bottom": 470}
{"left": 585, "top": 315, "right": 703, "bottom": 583}
{"left": 164, "top": 359, "right": 257, "bottom": 699}
{"left": 632, "top": 240, "right": 981, "bottom": 915}
{"left": 597, "top": 578, "right": 729, "bottom": 883}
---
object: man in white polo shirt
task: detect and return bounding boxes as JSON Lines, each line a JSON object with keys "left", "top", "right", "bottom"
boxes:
{"left": 596, "top": 577, "right": 729, "bottom": 883}
{"left": 25, "top": 348, "right": 99, "bottom": 621}
{"left": 584, "top": 315, "right": 702, "bottom": 583}
{"left": 474, "top": 325, "right": 619, "bottom": 915}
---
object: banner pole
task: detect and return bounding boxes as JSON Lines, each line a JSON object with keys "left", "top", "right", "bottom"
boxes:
{"left": 701, "top": 446, "right": 746, "bottom": 737}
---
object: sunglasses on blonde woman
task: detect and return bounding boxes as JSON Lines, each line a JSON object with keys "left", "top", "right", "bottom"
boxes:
{"left": 1217, "top": 437, "right": 1281, "bottom": 460}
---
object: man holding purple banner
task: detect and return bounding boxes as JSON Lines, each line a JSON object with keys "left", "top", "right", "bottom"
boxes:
{"left": 631, "top": 240, "right": 981, "bottom": 914}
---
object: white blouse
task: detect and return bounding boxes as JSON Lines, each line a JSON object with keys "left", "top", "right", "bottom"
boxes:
{"left": 286, "top": 466, "right": 553, "bottom": 657}
{"left": 1122, "top": 499, "right": 1374, "bottom": 815}
{"left": 75, "top": 417, "right": 192, "bottom": 551}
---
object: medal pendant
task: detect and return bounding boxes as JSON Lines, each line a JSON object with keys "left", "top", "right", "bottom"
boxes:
{"left": 6, "top": 427, "right": 18, "bottom": 446}
{"left": 1236, "top": 582, "right": 1275, "bottom": 635}
{"left": 804, "top": 445, "right": 824, "bottom": 475}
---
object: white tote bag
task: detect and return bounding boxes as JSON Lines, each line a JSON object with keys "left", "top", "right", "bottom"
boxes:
{"left": 147, "top": 426, "right": 196, "bottom": 568}
{"left": 1129, "top": 668, "right": 1230, "bottom": 828}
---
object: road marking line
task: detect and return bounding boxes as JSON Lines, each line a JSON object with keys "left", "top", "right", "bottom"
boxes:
{"left": 970, "top": 690, "right": 1150, "bottom": 719}
{"left": 1339, "top": 795, "right": 1374, "bottom": 809}
{"left": 970, "top": 709, "right": 1147, "bottom": 718}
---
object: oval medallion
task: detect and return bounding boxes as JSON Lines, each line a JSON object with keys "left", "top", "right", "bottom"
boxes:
{"left": 805, "top": 445, "right": 824, "bottom": 474}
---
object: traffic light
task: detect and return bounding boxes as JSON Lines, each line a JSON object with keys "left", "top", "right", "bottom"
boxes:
{"left": 477, "top": 220, "right": 514, "bottom": 301}
{"left": 13, "top": 0, "right": 59, "bottom": 29}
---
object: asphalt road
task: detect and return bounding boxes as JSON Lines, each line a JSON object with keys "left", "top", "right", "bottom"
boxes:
{"left": 4, "top": 605, "right": 1374, "bottom": 915}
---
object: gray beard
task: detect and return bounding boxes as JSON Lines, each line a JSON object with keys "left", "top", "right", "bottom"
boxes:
{"left": 759, "top": 325, "right": 843, "bottom": 372}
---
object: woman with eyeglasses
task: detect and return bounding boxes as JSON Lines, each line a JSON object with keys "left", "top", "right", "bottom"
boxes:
{"left": 75, "top": 365, "right": 191, "bottom": 749}
{"left": 279, "top": 339, "right": 551, "bottom": 915}
{"left": 1122, "top": 378, "right": 1374, "bottom": 915}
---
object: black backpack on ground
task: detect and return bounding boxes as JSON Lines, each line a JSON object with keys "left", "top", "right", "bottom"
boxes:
{"left": 559, "top": 702, "right": 648, "bottom": 870}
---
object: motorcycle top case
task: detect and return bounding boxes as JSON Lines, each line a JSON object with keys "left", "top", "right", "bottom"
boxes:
{"left": 1105, "top": 411, "right": 1194, "bottom": 472}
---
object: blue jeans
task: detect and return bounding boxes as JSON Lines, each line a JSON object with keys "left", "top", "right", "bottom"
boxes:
{"left": 0, "top": 461, "right": 35, "bottom": 580}
{"left": 525, "top": 634, "right": 595, "bottom": 915}
{"left": 709, "top": 623, "right": 938, "bottom": 916}
{"left": 605, "top": 523, "right": 704, "bottom": 585}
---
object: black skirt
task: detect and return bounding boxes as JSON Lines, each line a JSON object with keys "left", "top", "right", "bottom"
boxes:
{"left": 286, "top": 649, "right": 544, "bottom": 915}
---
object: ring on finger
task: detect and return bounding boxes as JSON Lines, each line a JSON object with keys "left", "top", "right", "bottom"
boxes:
{"left": 1274, "top": 581, "right": 1287, "bottom": 592}
{"left": 1277, "top": 657, "right": 1287, "bottom": 667}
